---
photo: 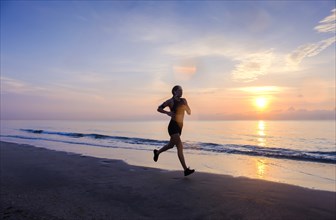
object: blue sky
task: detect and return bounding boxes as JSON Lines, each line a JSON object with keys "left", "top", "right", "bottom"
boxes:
{"left": 1, "top": 1, "right": 335, "bottom": 120}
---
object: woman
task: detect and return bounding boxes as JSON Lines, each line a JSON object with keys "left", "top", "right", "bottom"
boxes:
{"left": 153, "top": 85, "right": 195, "bottom": 176}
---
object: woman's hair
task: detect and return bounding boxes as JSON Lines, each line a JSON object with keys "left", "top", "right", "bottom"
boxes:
{"left": 172, "top": 85, "right": 181, "bottom": 95}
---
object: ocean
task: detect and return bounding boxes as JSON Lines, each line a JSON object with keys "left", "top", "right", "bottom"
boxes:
{"left": 1, "top": 120, "right": 335, "bottom": 191}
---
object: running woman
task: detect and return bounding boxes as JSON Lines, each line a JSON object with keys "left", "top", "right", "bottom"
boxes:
{"left": 153, "top": 85, "right": 195, "bottom": 176}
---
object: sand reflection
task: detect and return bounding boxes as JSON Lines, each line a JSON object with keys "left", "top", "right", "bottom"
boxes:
{"left": 256, "top": 159, "right": 267, "bottom": 178}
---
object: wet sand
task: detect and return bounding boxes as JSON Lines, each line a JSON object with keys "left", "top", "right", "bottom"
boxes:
{"left": 1, "top": 141, "right": 335, "bottom": 220}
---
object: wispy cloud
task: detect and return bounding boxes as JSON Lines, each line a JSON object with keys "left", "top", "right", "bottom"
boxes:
{"left": 190, "top": 87, "right": 221, "bottom": 95}
{"left": 162, "top": 36, "right": 278, "bottom": 82}
{"left": 314, "top": 8, "right": 336, "bottom": 33}
{"left": 287, "top": 37, "right": 335, "bottom": 65}
{"left": 161, "top": 34, "right": 252, "bottom": 59}
{"left": 0, "top": 75, "right": 108, "bottom": 103}
{"left": 229, "top": 86, "right": 287, "bottom": 94}
{"left": 0, "top": 76, "right": 46, "bottom": 94}
{"left": 231, "top": 50, "right": 274, "bottom": 82}
{"left": 287, "top": 8, "right": 336, "bottom": 66}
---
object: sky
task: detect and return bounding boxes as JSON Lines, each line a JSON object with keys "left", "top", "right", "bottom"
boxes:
{"left": 1, "top": 1, "right": 335, "bottom": 120}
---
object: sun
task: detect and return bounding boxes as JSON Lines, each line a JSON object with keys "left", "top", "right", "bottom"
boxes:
{"left": 254, "top": 97, "right": 268, "bottom": 110}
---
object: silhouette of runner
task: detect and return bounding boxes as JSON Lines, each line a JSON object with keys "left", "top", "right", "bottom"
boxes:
{"left": 153, "top": 85, "right": 195, "bottom": 176}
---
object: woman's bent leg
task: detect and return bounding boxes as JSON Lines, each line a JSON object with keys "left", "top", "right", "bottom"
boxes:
{"left": 157, "top": 139, "right": 174, "bottom": 154}
{"left": 153, "top": 137, "right": 175, "bottom": 162}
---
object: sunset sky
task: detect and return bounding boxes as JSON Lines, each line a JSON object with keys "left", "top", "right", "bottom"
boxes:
{"left": 1, "top": 1, "right": 335, "bottom": 120}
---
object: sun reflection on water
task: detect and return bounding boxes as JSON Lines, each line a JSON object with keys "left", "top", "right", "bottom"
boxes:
{"left": 257, "top": 120, "right": 266, "bottom": 147}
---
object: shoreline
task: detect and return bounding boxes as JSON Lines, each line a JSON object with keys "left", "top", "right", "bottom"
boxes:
{"left": 1, "top": 141, "right": 335, "bottom": 219}
{"left": 1, "top": 137, "right": 335, "bottom": 192}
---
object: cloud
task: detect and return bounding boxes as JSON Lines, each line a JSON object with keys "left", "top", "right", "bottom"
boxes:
{"left": 0, "top": 76, "right": 108, "bottom": 103}
{"left": 190, "top": 87, "right": 221, "bottom": 95}
{"left": 287, "top": 8, "right": 336, "bottom": 66}
{"left": 270, "top": 108, "right": 336, "bottom": 120}
{"left": 171, "top": 58, "right": 199, "bottom": 81}
{"left": 0, "top": 76, "right": 46, "bottom": 94}
{"left": 199, "top": 108, "right": 335, "bottom": 120}
{"left": 162, "top": 35, "right": 249, "bottom": 59}
{"left": 314, "top": 8, "right": 336, "bottom": 33}
{"left": 173, "top": 65, "right": 197, "bottom": 81}
{"left": 230, "top": 86, "right": 287, "bottom": 94}
{"left": 287, "top": 37, "right": 336, "bottom": 65}
{"left": 162, "top": 37, "right": 278, "bottom": 82}
{"left": 231, "top": 50, "right": 274, "bottom": 82}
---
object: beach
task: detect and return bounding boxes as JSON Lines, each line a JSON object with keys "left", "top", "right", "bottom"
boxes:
{"left": 1, "top": 120, "right": 335, "bottom": 192}
{"left": 1, "top": 141, "right": 335, "bottom": 220}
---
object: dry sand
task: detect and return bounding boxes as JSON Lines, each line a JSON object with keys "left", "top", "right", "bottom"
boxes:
{"left": 1, "top": 141, "right": 335, "bottom": 220}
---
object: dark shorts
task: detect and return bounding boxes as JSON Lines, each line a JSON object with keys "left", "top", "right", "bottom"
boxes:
{"left": 168, "top": 120, "right": 183, "bottom": 136}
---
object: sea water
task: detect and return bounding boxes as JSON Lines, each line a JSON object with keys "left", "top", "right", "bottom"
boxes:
{"left": 1, "top": 120, "right": 335, "bottom": 191}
